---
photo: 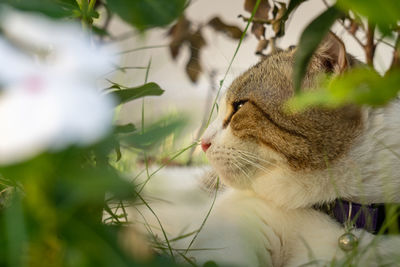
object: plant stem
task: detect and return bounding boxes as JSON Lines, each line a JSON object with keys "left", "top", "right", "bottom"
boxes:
{"left": 88, "top": 0, "right": 97, "bottom": 11}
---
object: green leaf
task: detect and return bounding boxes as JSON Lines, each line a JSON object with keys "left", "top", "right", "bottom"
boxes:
{"left": 121, "top": 117, "right": 186, "bottom": 150}
{"left": 106, "top": 0, "right": 186, "bottom": 31}
{"left": 336, "top": 0, "right": 400, "bottom": 34}
{"left": 0, "top": 0, "right": 79, "bottom": 19}
{"left": 293, "top": 6, "right": 342, "bottom": 92}
{"left": 92, "top": 26, "right": 110, "bottom": 37}
{"left": 111, "top": 82, "right": 164, "bottom": 105}
{"left": 287, "top": 68, "right": 400, "bottom": 112}
{"left": 114, "top": 123, "right": 137, "bottom": 134}
{"left": 281, "top": 0, "right": 308, "bottom": 22}
{"left": 203, "top": 261, "right": 219, "bottom": 267}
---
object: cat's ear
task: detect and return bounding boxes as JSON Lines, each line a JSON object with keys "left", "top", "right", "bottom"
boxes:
{"left": 317, "top": 32, "right": 348, "bottom": 73}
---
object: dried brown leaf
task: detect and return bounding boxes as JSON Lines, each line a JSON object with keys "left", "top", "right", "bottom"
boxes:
{"left": 275, "top": 3, "right": 287, "bottom": 20}
{"left": 186, "top": 50, "right": 202, "bottom": 83}
{"left": 168, "top": 16, "right": 191, "bottom": 59}
{"left": 255, "top": 39, "right": 269, "bottom": 55}
{"left": 186, "top": 29, "right": 206, "bottom": 83}
{"left": 244, "top": 0, "right": 270, "bottom": 20}
{"left": 251, "top": 23, "right": 265, "bottom": 39}
{"left": 208, "top": 16, "right": 244, "bottom": 39}
{"left": 244, "top": 0, "right": 270, "bottom": 40}
{"left": 188, "top": 29, "right": 206, "bottom": 51}
{"left": 272, "top": 20, "right": 282, "bottom": 35}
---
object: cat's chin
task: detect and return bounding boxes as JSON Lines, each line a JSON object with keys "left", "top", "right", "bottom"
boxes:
{"left": 214, "top": 169, "right": 253, "bottom": 189}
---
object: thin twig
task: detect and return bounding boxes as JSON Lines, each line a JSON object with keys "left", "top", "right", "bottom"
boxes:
{"left": 365, "top": 23, "right": 376, "bottom": 66}
{"left": 321, "top": 0, "right": 364, "bottom": 49}
{"left": 117, "top": 45, "right": 168, "bottom": 55}
{"left": 390, "top": 32, "right": 400, "bottom": 69}
{"left": 238, "top": 14, "right": 274, "bottom": 24}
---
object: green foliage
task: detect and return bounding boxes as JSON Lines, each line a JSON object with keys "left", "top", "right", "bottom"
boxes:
{"left": 0, "top": 145, "right": 137, "bottom": 266}
{"left": 0, "top": 0, "right": 187, "bottom": 265}
{"left": 336, "top": 0, "right": 400, "bottom": 35}
{"left": 107, "top": 0, "right": 187, "bottom": 31}
{"left": 292, "top": 0, "right": 400, "bottom": 110}
{"left": 0, "top": 0, "right": 80, "bottom": 18}
{"left": 288, "top": 68, "right": 400, "bottom": 111}
{"left": 110, "top": 82, "right": 165, "bottom": 106}
{"left": 293, "top": 6, "right": 343, "bottom": 92}
{"left": 281, "top": 0, "right": 307, "bottom": 22}
{"left": 120, "top": 117, "right": 187, "bottom": 150}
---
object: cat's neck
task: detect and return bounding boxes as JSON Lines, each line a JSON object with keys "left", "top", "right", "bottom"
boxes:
{"left": 251, "top": 101, "right": 400, "bottom": 209}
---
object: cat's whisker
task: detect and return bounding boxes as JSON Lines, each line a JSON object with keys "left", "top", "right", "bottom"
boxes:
{"left": 235, "top": 154, "right": 273, "bottom": 176}
{"left": 232, "top": 157, "right": 253, "bottom": 183}
{"left": 235, "top": 150, "right": 279, "bottom": 168}
{"left": 230, "top": 159, "right": 251, "bottom": 179}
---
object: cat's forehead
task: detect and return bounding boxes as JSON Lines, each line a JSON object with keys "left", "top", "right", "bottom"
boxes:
{"left": 226, "top": 50, "right": 294, "bottom": 103}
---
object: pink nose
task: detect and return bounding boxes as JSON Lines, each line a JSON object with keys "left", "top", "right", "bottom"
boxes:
{"left": 201, "top": 140, "right": 211, "bottom": 152}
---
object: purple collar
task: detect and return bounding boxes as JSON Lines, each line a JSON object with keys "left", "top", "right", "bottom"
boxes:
{"left": 318, "top": 200, "right": 400, "bottom": 234}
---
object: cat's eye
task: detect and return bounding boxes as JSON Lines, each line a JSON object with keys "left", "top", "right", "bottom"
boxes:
{"left": 232, "top": 100, "right": 247, "bottom": 113}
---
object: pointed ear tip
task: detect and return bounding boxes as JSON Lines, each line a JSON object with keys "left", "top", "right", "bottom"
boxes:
{"left": 325, "top": 32, "right": 346, "bottom": 48}
{"left": 317, "top": 32, "right": 348, "bottom": 72}
{"left": 317, "top": 31, "right": 347, "bottom": 56}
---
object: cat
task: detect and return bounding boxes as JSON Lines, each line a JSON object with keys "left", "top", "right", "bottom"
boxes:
{"left": 201, "top": 34, "right": 400, "bottom": 210}
{"left": 179, "top": 33, "right": 400, "bottom": 266}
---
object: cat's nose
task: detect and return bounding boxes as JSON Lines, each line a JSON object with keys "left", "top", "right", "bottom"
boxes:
{"left": 201, "top": 140, "right": 211, "bottom": 152}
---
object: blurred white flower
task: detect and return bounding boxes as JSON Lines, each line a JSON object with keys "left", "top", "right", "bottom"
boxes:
{"left": 0, "top": 11, "right": 118, "bottom": 165}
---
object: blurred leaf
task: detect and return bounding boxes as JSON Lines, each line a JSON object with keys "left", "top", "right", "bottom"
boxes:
{"left": 111, "top": 82, "right": 164, "bottom": 105}
{"left": 293, "top": 6, "right": 342, "bottom": 92}
{"left": 244, "top": 0, "right": 270, "bottom": 40}
{"left": 114, "top": 142, "right": 122, "bottom": 162}
{"left": 92, "top": 26, "right": 110, "bottom": 37}
{"left": 272, "top": 3, "right": 287, "bottom": 37}
{"left": 281, "top": 0, "right": 307, "bottom": 21}
{"left": 114, "top": 123, "right": 137, "bottom": 134}
{"left": 244, "top": 0, "right": 270, "bottom": 20}
{"left": 107, "top": 0, "right": 186, "bottom": 31}
{"left": 203, "top": 261, "right": 219, "bottom": 267}
{"left": 58, "top": 164, "right": 136, "bottom": 204}
{"left": 251, "top": 23, "right": 266, "bottom": 40}
{"left": 3, "top": 193, "right": 26, "bottom": 267}
{"left": 208, "top": 17, "right": 244, "bottom": 39}
{"left": 168, "top": 16, "right": 191, "bottom": 59}
{"left": 186, "top": 50, "right": 202, "bottom": 83}
{"left": 287, "top": 68, "right": 400, "bottom": 112}
{"left": 186, "top": 29, "right": 206, "bottom": 83}
{"left": 336, "top": 0, "right": 400, "bottom": 34}
{"left": 121, "top": 117, "right": 186, "bottom": 150}
{"left": 255, "top": 39, "right": 268, "bottom": 55}
{"left": 0, "top": 0, "right": 79, "bottom": 18}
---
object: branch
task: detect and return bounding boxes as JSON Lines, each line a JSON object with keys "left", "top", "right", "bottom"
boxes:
{"left": 238, "top": 14, "right": 274, "bottom": 24}
{"left": 365, "top": 23, "right": 376, "bottom": 66}
{"left": 390, "top": 32, "right": 400, "bottom": 69}
{"left": 321, "top": 0, "right": 364, "bottom": 48}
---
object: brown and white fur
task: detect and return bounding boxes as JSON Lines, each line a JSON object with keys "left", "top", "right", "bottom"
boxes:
{"left": 182, "top": 34, "right": 400, "bottom": 266}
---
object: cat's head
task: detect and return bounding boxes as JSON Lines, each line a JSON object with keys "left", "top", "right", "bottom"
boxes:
{"left": 201, "top": 33, "right": 363, "bottom": 189}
